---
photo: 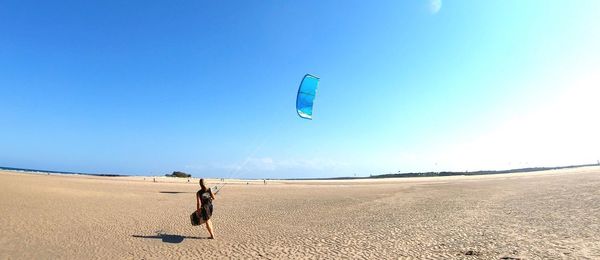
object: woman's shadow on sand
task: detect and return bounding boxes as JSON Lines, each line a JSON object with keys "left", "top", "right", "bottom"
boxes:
{"left": 132, "top": 231, "right": 210, "bottom": 243}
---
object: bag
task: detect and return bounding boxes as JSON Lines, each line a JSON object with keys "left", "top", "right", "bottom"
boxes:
{"left": 190, "top": 211, "right": 200, "bottom": 226}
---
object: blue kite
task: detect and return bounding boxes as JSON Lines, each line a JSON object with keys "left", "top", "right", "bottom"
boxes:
{"left": 296, "top": 74, "right": 320, "bottom": 120}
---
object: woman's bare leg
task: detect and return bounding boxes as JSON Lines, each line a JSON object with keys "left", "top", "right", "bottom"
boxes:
{"left": 205, "top": 219, "right": 215, "bottom": 239}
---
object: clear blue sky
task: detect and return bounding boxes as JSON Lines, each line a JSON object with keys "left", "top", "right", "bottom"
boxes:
{"left": 2, "top": 0, "right": 599, "bottom": 178}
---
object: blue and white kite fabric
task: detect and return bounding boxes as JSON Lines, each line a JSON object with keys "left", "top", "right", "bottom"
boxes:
{"left": 296, "top": 74, "right": 320, "bottom": 120}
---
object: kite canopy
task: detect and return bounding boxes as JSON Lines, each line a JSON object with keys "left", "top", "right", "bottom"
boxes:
{"left": 296, "top": 74, "right": 320, "bottom": 120}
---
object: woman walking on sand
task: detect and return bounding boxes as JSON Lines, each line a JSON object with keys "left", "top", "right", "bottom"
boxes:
{"left": 196, "top": 179, "right": 216, "bottom": 239}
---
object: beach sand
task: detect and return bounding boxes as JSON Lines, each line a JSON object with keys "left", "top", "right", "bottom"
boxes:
{"left": 1, "top": 167, "right": 599, "bottom": 259}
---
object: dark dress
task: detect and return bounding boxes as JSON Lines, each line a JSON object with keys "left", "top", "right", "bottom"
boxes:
{"left": 197, "top": 188, "right": 213, "bottom": 221}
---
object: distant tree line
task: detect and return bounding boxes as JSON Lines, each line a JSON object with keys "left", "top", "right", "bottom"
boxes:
{"left": 370, "top": 163, "right": 599, "bottom": 179}
{"left": 165, "top": 171, "right": 191, "bottom": 178}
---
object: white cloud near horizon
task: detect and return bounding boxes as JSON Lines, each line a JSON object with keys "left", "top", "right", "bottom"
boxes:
{"left": 187, "top": 157, "right": 351, "bottom": 176}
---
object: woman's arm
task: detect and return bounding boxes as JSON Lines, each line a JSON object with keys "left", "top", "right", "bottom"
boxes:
{"left": 196, "top": 193, "right": 200, "bottom": 211}
{"left": 210, "top": 189, "right": 216, "bottom": 200}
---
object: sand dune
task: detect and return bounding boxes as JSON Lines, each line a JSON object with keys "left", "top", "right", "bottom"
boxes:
{"left": 1, "top": 167, "right": 599, "bottom": 259}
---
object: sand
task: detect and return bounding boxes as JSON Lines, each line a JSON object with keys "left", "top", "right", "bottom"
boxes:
{"left": 1, "top": 167, "right": 599, "bottom": 259}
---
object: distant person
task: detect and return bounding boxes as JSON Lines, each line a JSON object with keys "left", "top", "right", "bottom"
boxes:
{"left": 196, "top": 179, "right": 216, "bottom": 239}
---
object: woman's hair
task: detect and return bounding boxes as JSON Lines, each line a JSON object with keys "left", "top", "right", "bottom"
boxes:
{"left": 199, "top": 178, "right": 207, "bottom": 192}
